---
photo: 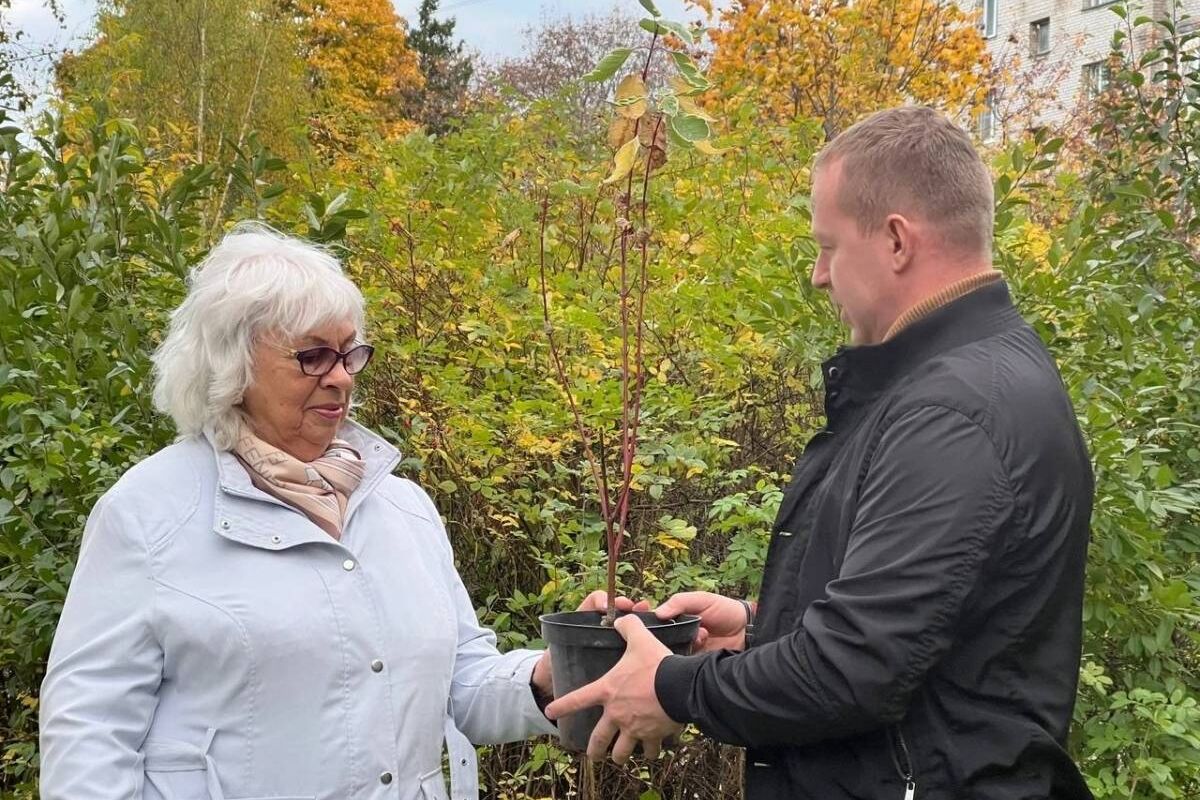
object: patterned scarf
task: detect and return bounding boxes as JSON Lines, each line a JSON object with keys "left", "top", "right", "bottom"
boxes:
{"left": 233, "top": 425, "right": 366, "bottom": 539}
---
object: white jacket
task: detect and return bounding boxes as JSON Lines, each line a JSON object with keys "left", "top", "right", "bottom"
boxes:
{"left": 40, "top": 421, "right": 556, "bottom": 800}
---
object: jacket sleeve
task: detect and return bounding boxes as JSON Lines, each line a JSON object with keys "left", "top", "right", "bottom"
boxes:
{"left": 411, "top": 484, "right": 557, "bottom": 744}
{"left": 655, "top": 405, "right": 1015, "bottom": 748}
{"left": 39, "top": 493, "right": 164, "bottom": 799}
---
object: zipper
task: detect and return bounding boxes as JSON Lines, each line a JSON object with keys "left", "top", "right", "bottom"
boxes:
{"left": 888, "top": 725, "right": 917, "bottom": 800}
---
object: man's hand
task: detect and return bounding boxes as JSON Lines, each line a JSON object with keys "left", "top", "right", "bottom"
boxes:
{"left": 544, "top": 615, "right": 682, "bottom": 764}
{"left": 531, "top": 591, "right": 650, "bottom": 704}
{"left": 655, "top": 591, "right": 749, "bottom": 653}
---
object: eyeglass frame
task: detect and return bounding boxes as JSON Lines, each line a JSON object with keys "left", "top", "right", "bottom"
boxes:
{"left": 269, "top": 342, "right": 375, "bottom": 377}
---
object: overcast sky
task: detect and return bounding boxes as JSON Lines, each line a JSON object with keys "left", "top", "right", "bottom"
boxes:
{"left": 6, "top": 0, "right": 719, "bottom": 95}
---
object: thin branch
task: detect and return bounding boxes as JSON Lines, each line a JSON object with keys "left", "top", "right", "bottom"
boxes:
{"left": 537, "top": 195, "right": 616, "bottom": 562}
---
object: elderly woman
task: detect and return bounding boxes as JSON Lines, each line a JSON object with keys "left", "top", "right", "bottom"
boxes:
{"left": 38, "top": 226, "right": 590, "bottom": 800}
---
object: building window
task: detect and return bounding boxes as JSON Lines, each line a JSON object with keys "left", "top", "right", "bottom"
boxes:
{"left": 1083, "top": 60, "right": 1113, "bottom": 99}
{"left": 978, "top": 90, "right": 998, "bottom": 142}
{"left": 1030, "top": 18, "right": 1050, "bottom": 57}
{"left": 983, "top": 0, "right": 998, "bottom": 38}
{"left": 1082, "top": 0, "right": 1116, "bottom": 9}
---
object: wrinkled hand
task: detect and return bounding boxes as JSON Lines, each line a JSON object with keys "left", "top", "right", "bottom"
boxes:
{"left": 532, "top": 591, "right": 651, "bottom": 700}
{"left": 655, "top": 591, "right": 748, "bottom": 653}
{"left": 544, "top": 615, "right": 682, "bottom": 764}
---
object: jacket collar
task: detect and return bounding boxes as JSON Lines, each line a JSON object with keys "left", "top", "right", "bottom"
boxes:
{"left": 821, "top": 280, "right": 1023, "bottom": 427}
{"left": 206, "top": 419, "right": 401, "bottom": 550}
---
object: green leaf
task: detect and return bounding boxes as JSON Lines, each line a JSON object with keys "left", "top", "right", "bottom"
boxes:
{"left": 438, "top": 480, "right": 458, "bottom": 494}
{"left": 584, "top": 48, "right": 634, "bottom": 82}
{"left": 671, "top": 113, "right": 711, "bottom": 142}
{"left": 639, "top": 18, "right": 694, "bottom": 45}
{"left": 669, "top": 51, "right": 710, "bottom": 91}
{"left": 638, "top": 0, "right": 661, "bottom": 16}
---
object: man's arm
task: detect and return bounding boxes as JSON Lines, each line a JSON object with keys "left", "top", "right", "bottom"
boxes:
{"left": 655, "top": 405, "right": 1015, "bottom": 748}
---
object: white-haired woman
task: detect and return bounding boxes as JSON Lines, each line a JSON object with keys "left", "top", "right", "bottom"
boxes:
{"left": 38, "top": 226, "right": 596, "bottom": 800}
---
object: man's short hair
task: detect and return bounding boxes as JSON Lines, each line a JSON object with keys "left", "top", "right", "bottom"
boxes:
{"left": 814, "top": 106, "right": 994, "bottom": 257}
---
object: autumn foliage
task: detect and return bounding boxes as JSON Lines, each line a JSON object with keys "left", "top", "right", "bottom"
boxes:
{"left": 702, "top": 0, "right": 989, "bottom": 136}
{"left": 290, "top": 0, "right": 423, "bottom": 142}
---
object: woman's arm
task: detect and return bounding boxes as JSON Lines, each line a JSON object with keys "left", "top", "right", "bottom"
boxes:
{"left": 408, "top": 483, "right": 557, "bottom": 745}
{"left": 39, "top": 494, "right": 164, "bottom": 799}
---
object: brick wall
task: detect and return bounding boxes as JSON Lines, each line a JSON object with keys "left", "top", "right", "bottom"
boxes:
{"left": 960, "top": 0, "right": 1200, "bottom": 137}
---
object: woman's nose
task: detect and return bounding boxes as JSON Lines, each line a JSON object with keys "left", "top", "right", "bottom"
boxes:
{"left": 321, "top": 361, "right": 354, "bottom": 391}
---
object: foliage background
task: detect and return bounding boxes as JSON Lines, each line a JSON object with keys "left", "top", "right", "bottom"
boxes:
{"left": 1, "top": 2, "right": 1198, "bottom": 799}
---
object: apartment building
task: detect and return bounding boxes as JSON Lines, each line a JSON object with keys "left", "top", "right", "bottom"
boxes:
{"left": 970, "top": 0, "right": 1200, "bottom": 139}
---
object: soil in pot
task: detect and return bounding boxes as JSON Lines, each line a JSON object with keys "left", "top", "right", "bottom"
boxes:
{"left": 540, "top": 610, "right": 701, "bottom": 753}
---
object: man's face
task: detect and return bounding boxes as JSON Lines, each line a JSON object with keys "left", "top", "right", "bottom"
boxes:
{"left": 810, "top": 161, "right": 896, "bottom": 346}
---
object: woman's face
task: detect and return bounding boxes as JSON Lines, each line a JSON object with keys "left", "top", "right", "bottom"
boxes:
{"left": 240, "top": 319, "right": 358, "bottom": 462}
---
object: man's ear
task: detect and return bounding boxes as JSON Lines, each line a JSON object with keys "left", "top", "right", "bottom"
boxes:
{"left": 885, "top": 213, "right": 915, "bottom": 274}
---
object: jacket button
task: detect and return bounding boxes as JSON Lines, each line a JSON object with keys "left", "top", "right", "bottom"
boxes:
{"left": 379, "top": 771, "right": 393, "bottom": 784}
{"left": 827, "top": 366, "right": 841, "bottom": 380}
{"left": 342, "top": 559, "right": 356, "bottom": 571}
{"left": 371, "top": 659, "right": 384, "bottom": 672}
{"left": 220, "top": 520, "right": 230, "bottom": 529}
{"left": 271, "top": 535, "right": 282, "bottom": 544}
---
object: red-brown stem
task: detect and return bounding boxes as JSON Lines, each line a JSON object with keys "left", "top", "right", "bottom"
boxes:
{"left": 616, "top": 113, "right": 662, "bottom": 534}
{"left": 603, "top": 30, "right": 662, "bottom": 624}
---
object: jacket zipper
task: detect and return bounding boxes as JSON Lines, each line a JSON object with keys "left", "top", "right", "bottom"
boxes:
{"left": 888, "top": 725, "right": 917, "bottom": 800}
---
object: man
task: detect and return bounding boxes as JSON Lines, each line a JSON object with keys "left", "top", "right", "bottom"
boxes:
{"left": 546, "top": 106, "right": 1095, "bottom": 800}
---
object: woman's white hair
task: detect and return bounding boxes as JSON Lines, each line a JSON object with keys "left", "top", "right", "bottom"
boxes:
{"left": 152, "top": 223, "right": 365, "bottom": 450}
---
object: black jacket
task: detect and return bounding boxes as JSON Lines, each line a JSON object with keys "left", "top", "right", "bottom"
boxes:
{"left": 656, "top": 282, "right": 1094, "bottom": 800}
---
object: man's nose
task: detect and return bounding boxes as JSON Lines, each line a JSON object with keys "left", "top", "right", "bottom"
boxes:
{"left": 811, "top": 259, "right": 830, "bottom": 289}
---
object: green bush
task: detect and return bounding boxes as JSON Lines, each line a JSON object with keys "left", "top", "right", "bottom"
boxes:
{"left": 2, "top": 14, "right": 1198, "bottom": 792}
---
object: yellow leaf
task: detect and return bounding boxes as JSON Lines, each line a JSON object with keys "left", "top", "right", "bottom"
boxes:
{"left": 676, "top": 94, "right": 716, "bottom": 122}
{"left": 615, "top": 74, "right": 648, "bottom": 120}
{"left": 669, "top": 75, "right": 703, "bottom": 97}
{"left": 608, "top": 116, "right": 637, "bottom": 150}
{"left": 602, "top": 137, "right": 640, "bottom": 185}
{"left": 694, "top": 139, "right": 730, "bottom": 155}
{"left": 656, "top": 533, "right": 689, "bottom": 551}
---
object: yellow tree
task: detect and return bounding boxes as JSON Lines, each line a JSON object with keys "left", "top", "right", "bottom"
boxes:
{"left": 56, "top": 0, "right": 304, "bottom": 165}
{"left": 291, "top": 0, "right": 424, "bottom": 146}
{"left": 702, "top": 0, "right": 989, "bottom": 138}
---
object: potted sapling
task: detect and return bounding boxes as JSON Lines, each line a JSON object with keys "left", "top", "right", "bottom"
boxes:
{"left": 537, "top": 0, "right": 727, "bottom": 753}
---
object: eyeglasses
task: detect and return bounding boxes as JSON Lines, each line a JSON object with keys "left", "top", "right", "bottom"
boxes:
{"left": 278, "top": 343, "right": 375, "bottom": 377}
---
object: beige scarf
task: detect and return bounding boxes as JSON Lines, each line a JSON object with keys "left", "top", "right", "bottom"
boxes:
{"left": 233, "top": 425, "right": 366, "bottom": 539}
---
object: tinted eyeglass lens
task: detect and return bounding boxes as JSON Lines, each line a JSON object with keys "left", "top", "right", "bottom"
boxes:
{"left": 345, "top": 345, "right": 374, "bottom": 374}
{"left": 297, "top": 347, "right": 338, "bottom": 376}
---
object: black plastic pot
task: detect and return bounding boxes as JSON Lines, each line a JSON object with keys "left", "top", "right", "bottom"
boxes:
{"left": 540, "top": 610, "right": 701, "bottom": 752}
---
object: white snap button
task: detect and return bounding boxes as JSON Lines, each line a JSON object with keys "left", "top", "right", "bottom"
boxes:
{"left": 342, "top": 559, "right": 356, "bottom": 571}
